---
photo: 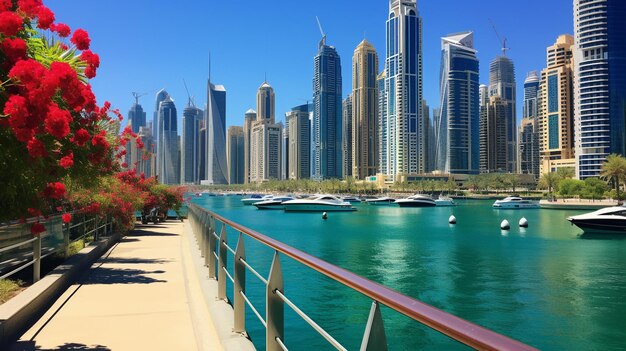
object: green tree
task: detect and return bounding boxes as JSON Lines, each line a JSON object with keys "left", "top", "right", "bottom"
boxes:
{"left": 556, "top": 167, "right": 575, "bottom": 180}
{"left": 600, "top": 154, "right": 626, "bottom": 200}
{"left": 581, "top": 177, "right": 609, "bottom": 199}
{"left": 558, "top": 179, "right": 585, "bottom": 197}
{"left": 539, "top": 172, "right": 559, "bottom": 195}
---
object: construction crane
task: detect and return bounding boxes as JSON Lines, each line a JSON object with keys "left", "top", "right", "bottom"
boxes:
{"left": 182, "top": 79, "right": 195, "bottom": 107}
{"left": 131, "top": 91, "right": 148, "bottom": 105}
{"left": 489, "top": 18, "right": 509, "bottom": 56}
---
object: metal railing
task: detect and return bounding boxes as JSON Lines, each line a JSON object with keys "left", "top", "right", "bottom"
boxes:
{"left": 188, "top": 204, "right": 538, "bottom": 351}
{"left": 0, "top": 213, "right": 114, "bottom": 283}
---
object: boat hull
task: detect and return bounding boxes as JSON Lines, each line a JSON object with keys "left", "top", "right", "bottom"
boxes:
{"left": 493, "top": 203, "right": 539, "bottom": 209}
{"left": 568, "top": 219, "right": 626, "bottom": 234}
{"left": 367, "top": 200, "right": 396, "bottom": 206}
{"left": 396, "top": 201, "right": 436, "bottom": 208}
{"left": 283, "top": 204, "right": 356, "bottom": 212}
{"left": 254, "top": 203, "right": 285, "bottom": 210}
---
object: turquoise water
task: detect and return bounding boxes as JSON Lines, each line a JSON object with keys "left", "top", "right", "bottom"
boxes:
{"left": 192, "top": 196, "right": 626, "bottom": 350}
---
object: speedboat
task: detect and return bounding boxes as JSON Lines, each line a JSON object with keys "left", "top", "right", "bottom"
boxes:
{"left": 241, "top": 194, "right": 271, "bottom": 205}
{"left": 435, "top": 196, "right": 456, "bottom": 206}
{"left": 254, "top": 196, "right": 294, "bottom": 210}
{"left": 341, "top": 195, "right": 362, "bottom": 203}
{"left": 282, "top": 194, "right": 357, "bottom": 212}
{"left": 492, "top": 196, "right": 539, "bottom": 209}
{"left": 567, "top": 206, "right": 626, "bottom": 233}
{"left": 395, "top": 194, "right": 436, "bottom": 207}
{"left": 365, "top": 196, "right": 396, "bottom": 205}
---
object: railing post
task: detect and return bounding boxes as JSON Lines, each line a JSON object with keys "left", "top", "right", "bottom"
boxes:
{"left": 217, "top": 224, "right": 228, "bottom": 300}
{"left": 207, "top": 216, "right": 216, "bottom": 277}
{"left": 82, "top": 213, "right": 86, "bottom": 238}
{"left": 360, "top": 301, "right": 388, "bottom": 351}
{"left": 33, "top": 234, "right": 42, "bottom": 282}
{"left": 233, "top": 233, "right": 246, "bottom": 333}
{"left": 198, "top": 212, "right": 206, "bottom": 257}
{"left": 64, "top": 220, "right": 70, "bottom": 257}
{"left": 266, "top": 252, "right": 284, "bottom": 351}
{"left": 94, "top": 216, "right": 99, "bottom": 241}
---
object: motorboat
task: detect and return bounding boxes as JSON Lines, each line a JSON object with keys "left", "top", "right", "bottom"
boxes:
{"left": 492, "top": 196, "right": 539, "bottom": 209}
{"left": 254, "top": 196, "right": 294, "bottom": 210}
{"left": 567, "top": 206, "right": 626, "bottom": 233}
{"left": 241, "top": 194, "right": 271, "bottom": 205}
{"left": 282, "top": 194, "right": 356, "bottom": 212}
{"left": 395, "top": 194, "right": 436, "bottom": 207}
{"left": 365, "top": 196, "right": 396, "bottom": 206}
{"left": 435, "top": 196, "right": 456, "bottom": 206}
{"left": 341, "top": 195, "right": 362, "bottom": 203}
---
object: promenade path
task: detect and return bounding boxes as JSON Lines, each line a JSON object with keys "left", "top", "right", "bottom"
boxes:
{"left": 10, "top": 221, "right": 226, "bottom": 351}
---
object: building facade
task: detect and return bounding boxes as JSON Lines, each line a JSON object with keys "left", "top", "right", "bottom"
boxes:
{"left": 519, "top": 71, "right": 540, "bottom": 177}
{"left": 342, "top": 94, "right": 352, "bottom": 178}
{"left": 227, "top": 126, "right": 245, "bottom": 184}
{"left": 152, "top": 89, "right": 168, "bottom": 154}
{"left": 286, "top": 104, "right": 312, "bottom": 180}
{"left": 351, "top": 39, "right": 379, "bottom": 179}
{"left": 383, "top": 0, "right": 424, "bottom": 179}
{"left": 182, "top": 100, "right": 203, "bottom": 184}
{"left": 540, "top": 35, "right": 575, "bottom": 175}
{"left": 480, "top": 96, "right": 507, "bottom": 173}
{"left": 574, "top": 0, "right": 626, "bottom": 179}
{"left": 250, "top": 82, "right": 282, "bottom": 182}
{"left": 128, "top": 98, "right": 146, "bottom": 134}
{"left": 206, "top": 79, "right": 228, "bottom": 184}
{"left": 156, "top": 95, "right": 180, "bottom": 185}
{"left": 488, "top": 55, "right": 517, "bottom": 173}
{"left": 312, "top": 35, "right": 343, "bottom": 180}
{"left": 436, "top": 32, "right": 479, "bottom": 175}
{"left": 243, "top": 109, "right": 256, "bottom": 184}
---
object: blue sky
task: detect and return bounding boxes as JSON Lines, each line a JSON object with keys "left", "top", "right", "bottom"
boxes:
{"left": 50, "top": 0, "right": 573, "bottom": 129}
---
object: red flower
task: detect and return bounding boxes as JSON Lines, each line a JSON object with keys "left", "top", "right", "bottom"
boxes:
{"left": 0, "top": 11, "right": 23, "bottom": 36}
{"left": 31, "top": 222, "right": 45, "bottom": 236}
{"left": 59, "top": 152, "right": 74, "bottom": 168}
{"left": 74, "top": 128, "right": 91, "bottom": 146}
{"left": 0, "top": 0, "right": 12, "bottom": 12}
{"left": 27, "top": 207, "right": 42, "bottom": 217}
{"left": 80, "top": 50, "right": 100, "bottom": 79}
{"left": 4, "top": 94, "right": 33, "bottom": 142}
{"left": 9, "top": 59, "right": 48, "bottom": 92}
{"left": 121, "top": 162, "right": 128, "bottom": 168}
{"left": 17, "top": 0, "right": 42, "bottom": 17}
{"left": 36, "top": 6, "right": 54, "bottom": 30}
{"left": 27, "top": 137, "right": 47, "bottom": 158}
{"left": 1, "top": 37, "right": 27, "bottom": 64}
{"left": 136, "top": 138, "right": 144, "bottom": 149}
{"left": 70, "top": 28, "right": 90, "bottom": 50}
{"left": 92, "top": 130, "right": 109, "bottom": 149}
{"left": 45, "top": 103, "right": 71, "bottom": 139}
{"left": 50, "top": 22, "right": 70, "bottom": 37}
{"left": 61, "top": 213, "right": 72, "bottom": 223}
{"left": 43, "top": 182, "right": 66, "bottom": 199}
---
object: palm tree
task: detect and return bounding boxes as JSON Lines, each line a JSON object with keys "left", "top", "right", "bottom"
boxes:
{"left": 556, "top": 167, "right": 575, "bottom": 180}
{"left": 539, "top": 172, "right": 559, "bottom": 196}
{"left": 600, "top": 154, "right": 626, "bottom": 200}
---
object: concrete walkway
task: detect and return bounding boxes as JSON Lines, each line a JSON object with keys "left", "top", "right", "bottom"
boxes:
{"left": 10, "top": 221, "right": 226, "bottom": 351}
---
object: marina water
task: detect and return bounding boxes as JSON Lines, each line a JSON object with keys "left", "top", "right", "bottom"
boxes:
{"left": 193, "top": 196, "right": 626, "bottom": 350}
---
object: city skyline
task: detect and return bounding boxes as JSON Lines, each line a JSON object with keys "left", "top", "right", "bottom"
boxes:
{"left": 51, "top": 0, "right": 573, "bottom": 132}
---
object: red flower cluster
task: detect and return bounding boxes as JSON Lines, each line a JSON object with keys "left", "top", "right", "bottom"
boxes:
{"left": 70, "top": 28, "right": 90, "bottom": 50}
{"left": 31, "top": 222, "right": 46, "bottom": 235}
{"left": 61, "top": 213, "right": 72, "bottom": 223}
{"left": 43, "top": 182, "right": 66, "bottom": 199}
{"left": 59, "top": 152, "right": 74, "bottom": 168}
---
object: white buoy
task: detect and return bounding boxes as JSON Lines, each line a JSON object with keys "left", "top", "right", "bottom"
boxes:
{"left": 322, "top": 212, "right": 328, "bottom": 220}
{"left": 519, "top": 217, "right": 528, "bottom": 228}
{"left": 449, "top": 215, "right": 456, "bottom": 224}
{"left": 500, "top": 219, "right": 510, "bottom": 230}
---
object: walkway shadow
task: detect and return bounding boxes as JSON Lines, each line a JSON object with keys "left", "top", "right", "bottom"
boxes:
{"left": 100, "top": 257, "right": 170, "bottom": 265}
{"left": 127, "top": 229, "right": 178, "bottom": 237}
{"left": 80, "top": 267, "right": 166, "bottom": 285}
{"left": 11, "top": 341, "right": 111, "bottom": 351}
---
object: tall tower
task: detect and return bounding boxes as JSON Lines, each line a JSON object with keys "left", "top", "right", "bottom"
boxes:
{"left": 488, "top": 55, "right": 516, "bottom": 173}
{"left": 226, "top": 126, "right": 245, "bottom": 184}
{"left": 342, "top": 94, "right": 352, "bottom": 178}
{"left": 250, "top": 81, "right": 282, "bottom": 182}
{"left": 243, "top": 109, "right": 256, "bottom": 184}
{"left": 257, "top": 82, "right": 275, "bottom": 123}
{"left": 480, "top": 95, "right": 507, "bottom": 173}
{"left": 156, "top": 95, "right": 180, "bottom": 185}
{"left": 351, "top": 39, "right": 379, "bottom": 179}
{"left": 286, "top": 104, "right": 312, "bottom": 180}
{"left": 540, "top": 35, "right": 575, "bottom": 176}
{"left": 182, "top": 98, "right": 203, "bottom": 184}
{"left": 385, "top": 0, "right": 424, "bottom": 179}
{"left": 152, "top": 89, "right": 168, "bottom": 154}
{"left": 206, "top": 78, "right": 227, "bottom": 185}
{"left": 312, "top": 31, "right": 343, "bottom": 180}
{"left": 128, "top": 96, "right": 146, "bottom": 134}
{"left": 574, "top": 0, "right": 626, "bottom": 179}
{"left": 436, "top": 32, "right": 480, "bottom": 174}
{"left": 377, "top": 71, "right": 387, "bottom": 175}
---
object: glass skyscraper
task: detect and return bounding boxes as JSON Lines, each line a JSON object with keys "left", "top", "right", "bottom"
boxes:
{"left": 286, "top": 104, "right": 312, "bottom": 180}
{"left": 384, "top": 0, "right": 424, "bottom": 179}
{"left": 489, "top": 55, "right": 517, "bottom": 173}
{"left": 574, "top": 0, "right": 626, "bottom": 178}
{"left": 182, "top": 99, "right": 203, "bottom": 184}
{"left": 312, "top": 34, "right": 342, "bottom": 180}
{"left": 519, "top": 71, "right": 540, "bottom": 178}
{"left": 128, "top": 97, "right": 146, "bottom": 134}
{"left": 206, "top": 79, "right": 227, "bottom": 184}
{"left": 156, "top": 95, "right": 179, "bottom": 185}
{"left": 152, "top": 89, "right": 168, "bottom": 154}
{"left": 436, "top": 31, "right": 479, "bottom": 174}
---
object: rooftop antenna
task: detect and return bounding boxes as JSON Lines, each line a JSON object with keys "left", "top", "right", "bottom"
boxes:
{"left": 489, "top": 18, "right": 509, "bottom": 56}
{"left": 182, "top": 79, "right": 195, "bottom": 107}
{"left": 208, "top": 52, "right": 211, "bottom": 81}
{"left": 316, "top": 16, "right": 326, "bottom": 47}
{"left": 132, "top": 91, "right": 148, "bottom": 105}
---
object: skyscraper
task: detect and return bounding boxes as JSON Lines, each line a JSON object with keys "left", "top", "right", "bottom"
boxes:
{"left": 206, "top": 78, "right": 227, "bottom": 184}
{"left": 243, "top": 109, "right": 256, "bottom": 184}
{"left": 342, "top": 94, "right": 352, "bottom": 178}
{"left": 480, "top": 95, "right": 507, "bottom": 173}
{"left": 182, "top": 98, "right": 203, "bottom": 184}
{"left": 436, "top": 32, "right": 479, "bottom": 174}
{"left": 519, "top": 71, "right": 540, "bottom": 178}
{"left": 286, "top": 104, "right": 311, "bottom": 180}
{"left": 540, "top": 35, "right": 575, "bottom": 175}
{"left": 227, "top": 126, "right": 245, "bottom": 184}
{"left": 250, "top": 81, "right": 282, "bottom": 182}
{"left": 152, "top": 89, "right": 168, "bottom": 154}
{"left": 377, "top": 71, "right": 386, "bottom": 175}
{"left": 351, "top": 39, "right": 379, "bottom": 180}
{"left": 137, "top": 125, "right": 155, "bottom": 178}
{"left": 488, "top": 55, "right": 517, "bottom": 173}
{"left": 574, "top": 0, "right": 626, "bottom": 179}
{"left": 312, "top": 33, "right": 342, "bottom": 180}
{"left": 384, "top": 0, "right": 424, "bottom": 179}
{"left": 156, "top": 95, "right": 180, "bottom": 185}
{"left": 128, "top": 96, "right": 146, "bottom": 134}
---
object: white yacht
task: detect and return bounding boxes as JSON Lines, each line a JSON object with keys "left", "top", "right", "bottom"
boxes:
{"left": 435, "top": 196, "right": 456, "bottom": 206}
{"left": 395, "top": 194, "right": 436, "bottom": 207}
{"left": 492, "top": 196, "right": 539, "bottom": 209}
{"left": 365, "top": 196, "right": 396, "bottom": 206}
{"left": 241, "top": 194, "right": 271, "bottom": 206}
{"left": 567, "top": 206, "right": 626, "bottom": 233}
{"left": 254, "top": 196, "right": 294, "bottom": 210}
{"left": 341, "top": 195, "right": 362, "bottom": 203}
{"left": 282, "top": 195, "right": 356, "bottom": 212}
